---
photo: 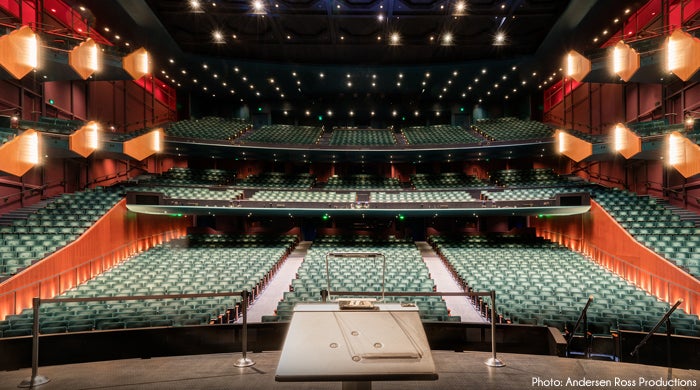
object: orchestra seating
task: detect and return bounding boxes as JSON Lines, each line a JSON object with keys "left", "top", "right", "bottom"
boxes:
{"left": 240, "top": 125, "right": 323, "bottom": 144}
{"left": 401, "top": 124, "right": 483, "bottom": 145}
{"left": 430, "top": 235, "right": 700, "bottom": 337}
{"left": 266, "top": 236, "right": 456, "bottom": 322}
{"left": 166, "top": 117, "right": 250, "bottom": 140}
{"left": 328, "top": 129, "right": 396, "bottom": 146}
{"left": 325, "top": 174, "right": 401, "bottom": 190}
{"left": 472, "top": 117, "right": 553, "bottom": 141}
{"left": 411, "top": 173, "right": 489, "bottom": 189}
{"left": 249, "top": 190, "right": 356, "bottom": 203}
{"left": 0, "top": 188, "right": 122, "bottom": 278}
{"left": 235, "top": 172, "right": 315, "bottom": 189}
{"left": 0, "top": 235, "right": 297, "bottom": 337}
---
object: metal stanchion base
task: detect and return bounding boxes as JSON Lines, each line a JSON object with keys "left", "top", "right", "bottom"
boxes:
{"left": 18, "top": 375, "right": 50, "bottom": 388}
{"left": 234, "top": 357, "right": 255, "bottom": 367}
{"left": 484, "top": 357, "right": 506, "bottom": 367}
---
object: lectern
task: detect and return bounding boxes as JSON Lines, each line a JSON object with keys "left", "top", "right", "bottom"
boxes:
{"left": 275, "top": 302, "right": 438, "bottom": 390}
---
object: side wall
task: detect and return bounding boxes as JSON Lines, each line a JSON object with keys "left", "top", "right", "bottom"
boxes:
{"left": 0, "top": 200, "right": 192, "bottom": 320}
{"left": 532, "top": 201, "right": 700, "bottom": 316}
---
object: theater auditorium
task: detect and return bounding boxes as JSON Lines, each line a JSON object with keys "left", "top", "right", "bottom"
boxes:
{"left": 0, "top": 0, "right": 699, "bottom": 389}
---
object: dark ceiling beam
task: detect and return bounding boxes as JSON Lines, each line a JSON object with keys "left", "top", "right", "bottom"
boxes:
{"left": 327, "top": 0, "right": 337, "bottom": 44}
{"left": 265, "top": 1, "right": 286, "bottom": 45}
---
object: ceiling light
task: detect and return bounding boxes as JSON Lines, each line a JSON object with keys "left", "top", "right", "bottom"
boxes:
{"left": 624, "top": 8, "right": 630, "bottom": 14}
{"left": 319, "top": 72, "right": 325, "bottom": 78}
{"left": 390, "top": 32, "right": 400, "bottom": 45}
{"left": 494, "top": 32, "right": 506, "bottom": 45}
{"left": 252, "top": 0, "right": 265, "bottom": 13}
{"left": 378, "top": 14, "right": 384, "bottom": 21}
{"left": 213, "top": 31, "right": 224, "bottom": 43}
{"left": 442, "top": 32, "right": 453, "bottom": 45}
{"left": 455, "top": 1, "right": 466, "bottom": 14}
{"left": 189, "top": 0, "right": 201, "bottom": 9}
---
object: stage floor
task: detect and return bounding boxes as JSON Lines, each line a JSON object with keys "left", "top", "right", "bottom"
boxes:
{"left": 0, "top": 350, "right": 698, "bottom": 390}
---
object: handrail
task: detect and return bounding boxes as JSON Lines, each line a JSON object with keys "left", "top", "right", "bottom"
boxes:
{"left": 319, "top": 289, "right": 505, "bottom": 367}
{"left": 17, "top": 289, "right": 253, "bottom": 387}
{"left": 630, "top": 299, "right": 683, "bottom": 363}
{"left": 566, "top": 295, "right": 594, "bottom": 358}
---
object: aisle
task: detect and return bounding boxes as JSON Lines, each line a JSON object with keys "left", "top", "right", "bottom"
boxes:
{"left": 416, "top": 241, "right": 487, "bottom": 323}
{"left": 242, "top": 241, "right": 311, "bottom": 323}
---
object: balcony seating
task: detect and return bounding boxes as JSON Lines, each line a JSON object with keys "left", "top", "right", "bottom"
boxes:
{"left": 241, "top": 125, "right": 323, "bottom": 144}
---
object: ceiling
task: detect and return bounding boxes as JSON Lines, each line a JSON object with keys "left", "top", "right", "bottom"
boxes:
{"left": 74, "top": 0, "right": 644, "bottom": 108}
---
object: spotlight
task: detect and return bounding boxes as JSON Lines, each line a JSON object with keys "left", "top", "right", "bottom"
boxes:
{"left": 494, "top": 32, "right": 506, "bottom": 45}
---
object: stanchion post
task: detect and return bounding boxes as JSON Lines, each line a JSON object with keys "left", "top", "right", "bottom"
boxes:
{"left": 19, "top": 297, "right": 50, "bottom": 388}
{"left": 321, "top": 289, "right": 328, "bottom": 303}
{"left": 234, "top": 290, "right": 255, "bottom": 368}
{"left": 484, "top": 290, "right": 505, "bottom": 367}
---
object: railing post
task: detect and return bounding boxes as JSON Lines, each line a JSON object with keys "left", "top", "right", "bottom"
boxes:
{"left": 19, "top": 297, "right": 49, "bottom": 388}
{"left": 320, "top": 289, "right": 328, "bottom": 303}
{"left": 234, "top": 290, "right": 255, "bottom": 368}
{"left": 484, "top": 290, "right": 505, "bottom": 367}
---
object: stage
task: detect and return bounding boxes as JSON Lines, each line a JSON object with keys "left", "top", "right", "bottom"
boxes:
{"left": 0, "top": 350, "right": 698, "bottom": 390}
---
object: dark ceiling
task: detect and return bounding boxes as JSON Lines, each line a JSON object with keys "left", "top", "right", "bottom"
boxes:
{"left": 142, "top": 0, "right": 571, "bottom": 65}
{"left": 75, "top": 0, "right": 644, "bottom": 108}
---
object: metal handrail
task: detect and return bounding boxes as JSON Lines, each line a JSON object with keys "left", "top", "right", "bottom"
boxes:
{"left": 566, "top": 295, "right": 594, "bottom": 358}
{"left": 18, "top": 290, "right": 252, "bottom": 387}
{"left": 319, "top": 289, "right": 505, "bottom": 368}
{"left": 630, "top": 299, "right": 683, "bottom": 365}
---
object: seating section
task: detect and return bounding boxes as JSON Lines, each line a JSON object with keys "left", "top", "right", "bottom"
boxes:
{"left": 371, "top": 191, "right": 476, "bottom": 203}
{"left": 329, "top": 129, "right": 396, "bottom": 146}
{"left": 241, "top": 125, "right": 323, "bottom": 144}
{"left": 592, "top": 188, "right": 700, "bottom": 279}
{"left": 431, "top": 235, "right": 699, "bottom": 337}
{"left": 627, "top": 119, "right": 696, "bottom": 137}
{"left": 18, "top": 117, "right": 84, "bottom": 135}
{"left": 249, "top": 190, "right": 356, "bottom": 203}
{"left": 236, "top": 172, "right": 315, "bottom": 189}
{"left": 472, "top": 117, "right": 553, "bottom": 141}
{"left": 0, "top": 235, "right": 297, "bottom": 337}
{"left": 155, "top": 167, "right": 237, "bottom": 186}
{"left": 268, "top": 236, "right": 457, "bottom": 322}
{"left": 0, "top": 188, "right": 122, "bottom": 278}
{"left": 0, "top": 129, "right": 15, "bottom": 145}
{"left": 483, "top": 187, "right": 584, "bottom": 201}
{"left": 325, "top": 174, "right": 401, "bottom": 190}
{"left": 166, "top": 117, "right": 250, "bottom": 140}
{"left": 401, "top": 125, "right": 483, "bottom": 145}
{"left": 490, "top": 168, "right": 575, "bottom": 187}
{"left": 411, "top": 173, "right": 489, "bottom": 189}
{"left": 128, "top": 186, "right": 242, "bottom": 201}
{"left": 564, "top": 129, "right": 609, "bottom": 143}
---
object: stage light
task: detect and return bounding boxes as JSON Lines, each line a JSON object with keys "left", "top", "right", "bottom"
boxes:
{"left": 122, "top": 47, "right": 150, "bottom": 79}
{"left": 666, "top": 29, "right": 700, "bottom": 81}
{"left": 69, "top": 38, "right": 101, "bottom": 79}
{"left": 611, "top": 40, "right": 639, "bottom": 81}
{"left": 613, "top": 123, "right": 626, "bottom": 152}
{"left": 0, "top": 26, "right": 39, "bottom": 79}
{"left": 565, "top": 50, "right": 590, "bottom": 82}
